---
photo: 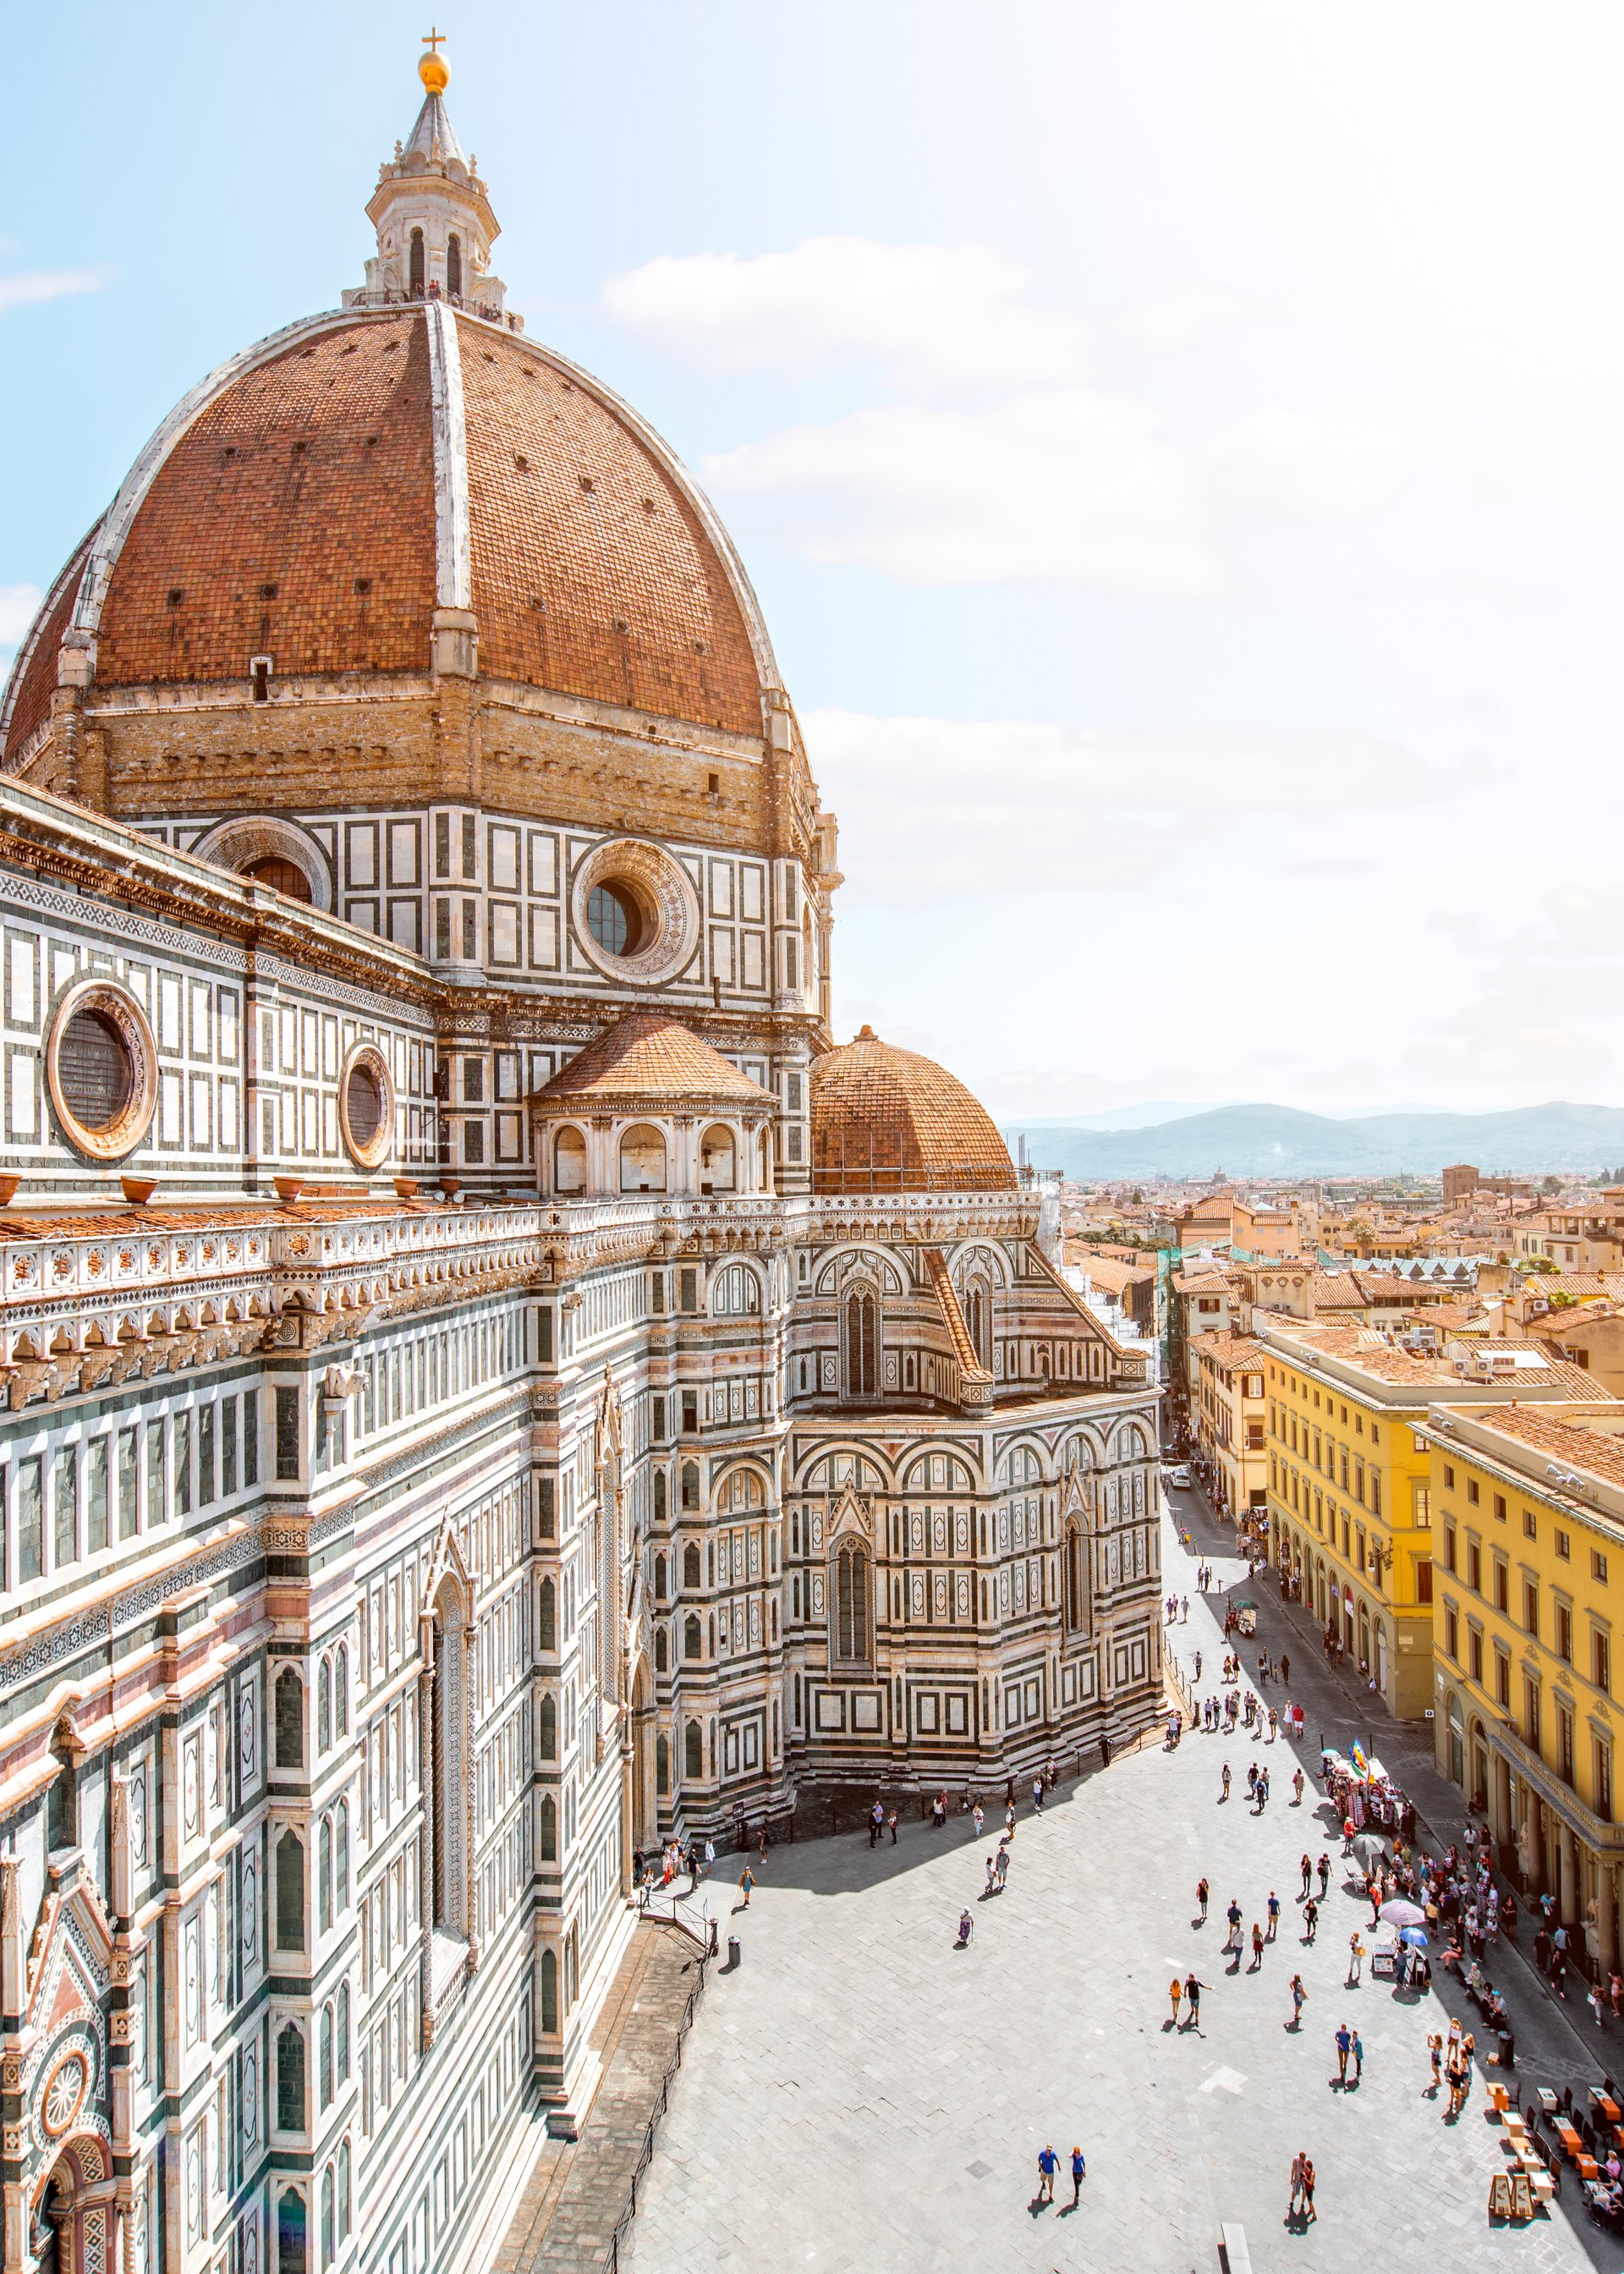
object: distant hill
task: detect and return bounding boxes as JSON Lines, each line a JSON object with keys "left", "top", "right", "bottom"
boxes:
{"left": 1004, "top": 1101, "right": 1624, "bottom": 1182}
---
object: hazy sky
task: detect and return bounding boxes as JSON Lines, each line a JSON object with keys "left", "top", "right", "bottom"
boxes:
{"left": 7, "top": 3, "right": 1624, "bottom": 1120}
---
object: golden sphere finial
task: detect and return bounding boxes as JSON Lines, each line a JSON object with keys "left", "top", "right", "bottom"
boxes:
{"left": 419, "top": 27, "right": 450, "bottom": 94}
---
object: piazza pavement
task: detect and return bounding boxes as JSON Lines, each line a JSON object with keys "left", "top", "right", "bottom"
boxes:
{"left": 622, "top": 1484, "right": 1622, "bottom": 2272}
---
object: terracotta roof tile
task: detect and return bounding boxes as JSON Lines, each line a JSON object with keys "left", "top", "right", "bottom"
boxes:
{"left": 96, "top": 315, "right": 437, "bottom": 685}
{"left": 532, "top": 1013, "right": 771, "bottom": 1111}
{"left": 1437, "top": 1402, "right": 1624, "bottom": 1486}
{"left": 810, "top": 1028, "right": 1017, "bottom": 1195}
{"left": 460, "top": 323, "right": 762, "bottom": 733}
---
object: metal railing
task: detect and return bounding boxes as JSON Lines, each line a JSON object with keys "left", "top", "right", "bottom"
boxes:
{"left": 605, "top": 1950, "right": 708, "bottom": 2271}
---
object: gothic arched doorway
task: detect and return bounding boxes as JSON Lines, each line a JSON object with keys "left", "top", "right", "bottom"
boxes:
{"left": 629, "top": 1657, "right": 656, "bottom": 1853}
{"left": 30, "top": 2134, "right": 113, "bottom": 2274}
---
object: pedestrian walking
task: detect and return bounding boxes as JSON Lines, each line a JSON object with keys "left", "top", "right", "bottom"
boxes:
{"left": 887, "top": 1810, "right": 898, "bottom": 1845}
{"left": 996, "top": 1845, "right": 1010, "bottom": 1888}
{"left": 1221, "top": 1764, "right": 1232, "bottom": 1802}
{"left": 1347, "top": 1933, "right": 1364, "bottom": 1986}
{"left": 1037, "top": 2144, "right": 1057, "bottom": 2205}
{"left": 1427, "top": 2032, "right": 1443, "bottom": 2090}
{"left": 1301, "top": 2156, "right": 1316, "bottom": 2222}
{"left": 1281, "top": 1652, "right": 1291, "bottom": 1684}
{"left": 973, "top": 1802, "right": 985, "bottom": 1841}
{"left": 1335, "top": 2023, "right": 1351, "bottom": 2084}
{"left": 1303, "top": 1898, "right": 1319, "bottom": 1944}
{"left": 1316, "top": 1854, "right": 1330, "bottom": 1898}
{"left": 1169, "top": 1976, "right": 1182, "bottom": 2025}
{"left": 1292, "top": 1767, "right": 1305, "bottom": 1806}
{"left": 738, "top": 1865, "right": 754, "bottom": 1908}
{"left": 1351, "top": 2030, "right": 1363, "bottom": 2084}
{"left": 1290, "top": 1975, "right": 1308, "bottom": 2030}
{"left": 1288, "top": 2150, "right": 1306, "bottom": 2218}
{"left": 1069, "top": 2145, "right": 1086, "bottom": 2204}
{"left": 1197, "top": 1876, "right": 1210, "bottom": 1921}
{"left": 1299, "top": 1854, "right": 1312, "bottom": 1898}
{"left": 1226, "top": 1898, "right": 1243, "bottom": 1951}
{"left": 1251, "top": 1922, "right": 1265, "bottom": 1968}
{"left": 1267, "top": 1891, "right": 1280, "bottom": 1941}
{"left": 957, "top": 1909, "right": 973, "bottom": 1946}
{"left": 1185, "top": 1974, "right": 1206, "bottom": 2027}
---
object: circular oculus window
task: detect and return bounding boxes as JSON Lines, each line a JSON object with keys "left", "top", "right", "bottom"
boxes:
{"left": 571, "top": 840, "right": 700, "bottom": 986}
{"left": 40, "top": 2046, "right": 91, "bottom": 2137}
{"left": 47, "top": 981, "right": 158, "bottom": 1162}
{"left": 339, "top": 1043, "right": 395, "bottom": 1170}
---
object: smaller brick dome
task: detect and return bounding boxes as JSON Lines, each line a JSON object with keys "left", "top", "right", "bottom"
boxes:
{"left": 810, "top": 1028, "right": 1018, "bottom": 1195}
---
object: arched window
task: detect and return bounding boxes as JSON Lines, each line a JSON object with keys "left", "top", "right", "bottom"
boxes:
{"left": 619, "top": 1123, "right": 667, "bottom": 1194}
{"left": 656, "top": 1733, "right": 670, "bottom": 1793}
{"left": 409, "top": 228, "right": 425, "bottom": 295}
{"left": 680, "top": 1463, "right": 700, "bottom": 1512}
{"left": 276, "top": 1829, "right": 304, "bottom": 1951}
{"left": 540, "top": 1578, "right": 556, "bottom": 1651}
{"left": 321, "top": 2167, "right": 335, "bottom": 2270}
{"left": 335, "top": 1644, "right": 348, "bottom": 1735}
{"left": 429, "top": 1582, "right": 468, "bottom": 1936}
{"left": 684, "top": 1719, "right": 703, "bottom": 1779}
{"left": 653, "top": 1470, "right": 667, "bottom": 1524}
{"left": 683, "top": 1613, "right": 702, "bottom": 1661}
{"left": 711, "top": 1262, "right": 760, "bottom": 1315}
{"left": 540, "top": 1795, "right": 557, "bottom": 1862}
{"left": 337, "top": 2142, "right": 351, "bottom": 2243}
{"left": 843, "top": 1288, "right": 879, "bottom": 1401}
{"left": 275, "top": 1667, "right": 304, "bottom": 1767}
{"left": 319, "top": 1816, "right": 332, "bottom": 1933}
{"left": 1063, "top": 1520, "right": 1090, "bottom": 1634}
{"left": 318, "top": 1658, "right": 332, "bottom": 1755}
{"left": 553, "top": 1127, "right": 587, "bottom": 1194}
{"left": 277, "top": 2025, "right": 305, "bottom": 2132}
{"left": 700, "top": 1124, "right": 736, "bottom": 1194}
{"left": 540, "top": 1947, "right": 559, "bottom": 2031}
{"left": 683, "top": 1541, "right": 701, "bottom": 1590}
{"left": 337, "top": 1984, "right": 349, "bottom": 2083}
{"left": 834, "top": 1538, "right": 870, "bottom": 1663}
{"left": 278, "top": 2188, "right": 307, "bottom": 2274}
{"left": 654, "top": 1552, "right": 667, "bottom": 1601}
{"left": 320, "top": 2007, "right": 333, "bottom": 2109}
{"left": 447, "top": 233, "right": 463, "bottom": 298}
{"left": 540, "top": 1695, "right": 557, "bottom": 1759}
{"left": 336, "top": 1800, "right": 349, "bottom": 1914}
{"left": 655, "top": 1625, "right": 668, "bottom": 1673}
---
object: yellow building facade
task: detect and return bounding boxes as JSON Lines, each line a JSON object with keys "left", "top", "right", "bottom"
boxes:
{"left": 1258, "top": 1321, "right": 1604, "bottom": 1723}
{"left": 1192, "top": 1332, "right": 1269, "bottom": 1521}
{"left": 1425, "top": 1401, "right": 1624, "bottom": 1975}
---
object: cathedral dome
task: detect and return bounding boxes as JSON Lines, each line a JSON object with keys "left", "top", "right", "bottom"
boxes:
{"left": 1, "top": 45, "right": 783, "bottom": 776}
{"left": 810, "top": 1027, "right": 1018, "bottom": 1195}
{"left": 0, "top": 306, "right": 775, "bottom": 763}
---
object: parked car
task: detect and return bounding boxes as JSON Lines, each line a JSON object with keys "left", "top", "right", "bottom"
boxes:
{"left": 1164, "top": 1464, "right": 1192, "bottom": 1491}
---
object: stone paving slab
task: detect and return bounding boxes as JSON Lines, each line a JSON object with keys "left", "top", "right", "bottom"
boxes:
{"left": 498, "top": 1923, "right": 705, "bottom": 2273}
{"left": 620, "top": 1502, "right": 1612, "bottom": 2274}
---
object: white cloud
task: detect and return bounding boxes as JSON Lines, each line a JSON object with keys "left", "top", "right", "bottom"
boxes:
{"left": 0, "top": 268, "right": 110, "bottom": 316}
{"left": 0, "top": 583, "right": 42, "bottom": 659}
{"left": 1200, "top": 405, "right": 1431, "bottom": 518}
{"left": 603, "top": 237, "right": 1091, "bottom": 398}
{"left": 1114, "top": 283, "right": 1258, "bottom": 354}
{"left": 708, "top": 391, "right": 1225, "bottom": 593}
{"left": 806, "top": 706, "right": 1437, "bottom": 898}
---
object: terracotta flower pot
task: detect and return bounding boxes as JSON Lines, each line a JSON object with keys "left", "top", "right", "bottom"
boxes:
{"left": 121, "top": 1175, "right": 159, "bottom": 1206}
{"left": 393, "top": 1178, "right": 420, "bottom": 1199}
{"left": 0, "top": 1173, "right": 19, "bottom": 1206}
{"left": 273, "top": 1176, "right": 304, "bottom": 1204}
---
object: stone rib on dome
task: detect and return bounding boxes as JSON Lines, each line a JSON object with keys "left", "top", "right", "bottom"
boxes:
{"left": 533, "top": 1013, "right": 773, "bottom": 1114}
{"left": 810, "top": 1028, "right": 1018, "bottom": 1195}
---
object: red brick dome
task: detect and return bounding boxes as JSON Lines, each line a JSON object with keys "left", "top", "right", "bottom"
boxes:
{"left": 1, "top": 305, "right": 776, "bottom": 764}
{"left": 810, "top": 1028, "right": 1018, "bottom": 1195}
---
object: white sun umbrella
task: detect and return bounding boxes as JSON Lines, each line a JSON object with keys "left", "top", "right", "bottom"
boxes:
{"left": 1380, "top": 1898, "right": 1426, "bottom": 1928}
{"left": 1351, "top": 1832, "right": 1391, "bottom": 1870}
